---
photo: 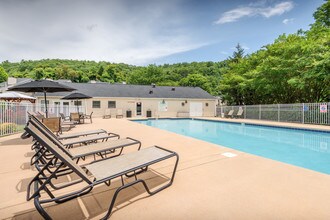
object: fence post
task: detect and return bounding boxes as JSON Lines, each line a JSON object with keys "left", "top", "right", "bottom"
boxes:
{"left": 259, "top": 105, "right": 261, "bottom": 120}
{"left": 278, "top": 104, "right": 280, "bottom": 122}
{"left": 244, "top": 105, "right": 246, "bottom": 119}
{"left": 302, "top": 103, "right": 305, "bottom": 124}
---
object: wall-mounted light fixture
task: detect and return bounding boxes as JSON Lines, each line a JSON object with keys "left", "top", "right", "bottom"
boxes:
{"left": 206, "top": 103, "right": 209, "bottom": 107}
{"left": 181, "top": 102, "right": 185, "bottom": 106}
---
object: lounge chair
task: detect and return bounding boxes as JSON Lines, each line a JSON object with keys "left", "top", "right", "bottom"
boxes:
{"left": 58, "top": 129, "right": 108, "bottom": 140}
{"left": 116, "top": 109, "right": 123, "bottom": 118}
{"left": 27, "top": 111, "right": 44, "bottom": 120}
{"left": 37, "top": 111, "right": 46, "bottom": 118}
{"left": 226, "top": 110, "right": 234, "bottom": 118}
{"left": 25, "top": 120, "right": 179, "bottom": 219}
{"left": 26, "top": 116, "right": 142, "bottom": 164}
{"left": 30, "top": 115, "right": 119, "bottom": 148}
{"left": 235, "top": 108, "right": 244, "bottom": 118}
{"left": 103, "top": 109, "right": 111, "bottom": 119}
{"left": 61, "top": 133, "right": 118, "bottom": 148}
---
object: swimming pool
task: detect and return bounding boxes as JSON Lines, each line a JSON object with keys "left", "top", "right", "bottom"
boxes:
{"left": 134, "top": 118, "right": 330, "bottom": 174}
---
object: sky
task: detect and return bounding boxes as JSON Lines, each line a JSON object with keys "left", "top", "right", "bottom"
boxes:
{"left": 0, "top": 0, "right": 325, "bottom": 66}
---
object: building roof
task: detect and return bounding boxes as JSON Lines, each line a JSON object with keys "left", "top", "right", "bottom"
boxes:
{"left": 36, "top": 82, "right": 215, "bottom": 99}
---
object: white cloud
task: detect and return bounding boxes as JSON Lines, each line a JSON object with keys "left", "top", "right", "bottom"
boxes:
{"left": 214, "top": 1, "right": 294, "bottom": 24}
{"left": 0, "top": 0, "right": 206, "bottom": 65}
{"left": 215, "top": 7, "right": 256, "bottom": 24}
{"left": 283, "top": 18, "right": 294, "bottom": 24}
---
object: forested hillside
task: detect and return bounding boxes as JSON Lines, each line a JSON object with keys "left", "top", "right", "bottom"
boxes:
{"left": 1, "top": 0, "right": 329, "bottom": 104}
{"left": 0, "top": 59, "right": 224, "bottom": 96}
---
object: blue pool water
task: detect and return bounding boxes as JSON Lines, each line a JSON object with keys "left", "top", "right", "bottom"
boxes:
{"left": 134, "top": 119, "right": 330, "bottom": 174}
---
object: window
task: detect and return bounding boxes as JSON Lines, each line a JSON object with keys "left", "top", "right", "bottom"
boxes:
{"left": 40, "top": 100, "right": 50, "bottom": 112}
{"left": 74, "top": 101, "right": 82, "bottom": 106}
{"left": 92, "top": 101, "right": 101, "bottom": 108}
{"left": 40, "top": 100, "right": 49, "bottom": 105}
{"left": 108, "top": 101, "right": 116, "bottom": 108}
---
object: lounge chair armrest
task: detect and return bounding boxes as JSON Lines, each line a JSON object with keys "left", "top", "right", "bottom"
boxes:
{"left": 107, "top": 132, "right": 120, "bottom": 139}
{"left": 126, "top": 137, "right": 142, "bottom": 150}
{"left": 21, "top": 131, "right": 31, "bottom": 139}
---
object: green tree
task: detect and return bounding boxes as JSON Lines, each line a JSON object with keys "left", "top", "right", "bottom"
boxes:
{"left": 179, "top": 74, "right": 211, "bottom": 93}
{"left": 312, "top": 0, "right": 330, "bottom": 28}
{"left": 228, "top": 43, "right": 245, "bottom": 63}
{"left": 34, "top": 68, "right": 44, "bottom": 80}
{"left": 0, "top": 66, "right": 8, "bottom": 83}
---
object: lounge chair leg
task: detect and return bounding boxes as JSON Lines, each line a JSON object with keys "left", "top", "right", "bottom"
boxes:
{"left": 125, "top": 166, "right": 148, "bottom": 178}
{"left": 101, "top": 180, "right": 144, "bottom": 220}
{"left": 34, "top": 185, "right": 52, "bottom": 220}
{"left": 101, "top": 178, "right": 171, "bottom": 220}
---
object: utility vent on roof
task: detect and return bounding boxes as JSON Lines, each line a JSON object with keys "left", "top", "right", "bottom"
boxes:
{"left": 149, "top": 90, "right": 153, "bottom": 94}
{"left": 151, "top": 83, "right": 156, "bottom": 88}
{"left": 171, "top": 87, "right": 175, "bottom": 91}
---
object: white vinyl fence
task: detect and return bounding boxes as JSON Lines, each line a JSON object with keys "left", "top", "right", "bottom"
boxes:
{"left": 217, "top": 103, "right": 330, "bottom": 125}
{"left": 0, "top": 102, "right": 86, "bottom": 137}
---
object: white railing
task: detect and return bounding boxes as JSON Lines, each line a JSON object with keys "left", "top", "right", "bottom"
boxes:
{"left": 0, "top": 101, "right": 86, "bottom": 136}
{"left": 217, "top": 103, "right": 330, "bottom": 125}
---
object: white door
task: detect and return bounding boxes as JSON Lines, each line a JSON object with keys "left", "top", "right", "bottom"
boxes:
{"left": 62, "top": 102, "right": 70, "bottom": 116}
{"left": 189, "top": 102, "right": 203, "bottom": 117}
{"left": 54, "top": 102, "right": 60, "bottom": 116}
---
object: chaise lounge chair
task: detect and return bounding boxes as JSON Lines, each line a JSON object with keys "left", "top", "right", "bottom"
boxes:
{"left": 226, "top": 110, "right": 234, "bottom": 118}
{"left": 57, "top": 129, "right": 108, "bottom": 140}
{"left": 25, "top": 120, "right": 179, "bottom": 220}
{"left": 27, "top": 116, "right": 142, "bottom": 164}
{"left": 103, "top": 109, "right": 111, "bottom": 119}
{"left": 234, "top": 107, "right": 244, "bottom": 118}
{"left": 30, "top": 115, "right": 121, "bottom": 148}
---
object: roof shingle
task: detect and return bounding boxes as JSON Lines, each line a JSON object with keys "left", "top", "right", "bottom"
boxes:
{"left": 37, "top": 82, "right": 215, "bottom": 99}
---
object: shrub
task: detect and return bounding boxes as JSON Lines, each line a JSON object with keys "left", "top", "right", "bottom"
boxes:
{"left": 0, "top": 123, "right": 19, "bottom": 135}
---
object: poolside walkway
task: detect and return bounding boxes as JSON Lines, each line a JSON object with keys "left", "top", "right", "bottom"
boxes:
{"left": 0, "top": 117, "right": 329, "bottom": 219}
{"left": 203, "top": 117, "right": 330, "bottom": 132}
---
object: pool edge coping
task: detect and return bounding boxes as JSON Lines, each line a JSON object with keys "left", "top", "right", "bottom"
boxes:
{"left": 130, "top": 117, "right": 330, "bottom": 133}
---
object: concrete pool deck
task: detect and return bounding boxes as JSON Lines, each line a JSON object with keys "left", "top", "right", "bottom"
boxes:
{"left": 0, "top": 117, "right": 329, "bottom": 219}
{"left": 200, "top": 117, "right": 330, "bottom": 132}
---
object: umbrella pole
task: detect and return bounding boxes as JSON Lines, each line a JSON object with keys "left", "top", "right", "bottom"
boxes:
{"left": 44, "top": 91, "right": 48, "bottom": 118}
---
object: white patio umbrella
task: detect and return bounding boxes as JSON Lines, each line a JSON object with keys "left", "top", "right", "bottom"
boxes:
{"left": 0, "top": 91, "right": 36, "bottom": 103}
